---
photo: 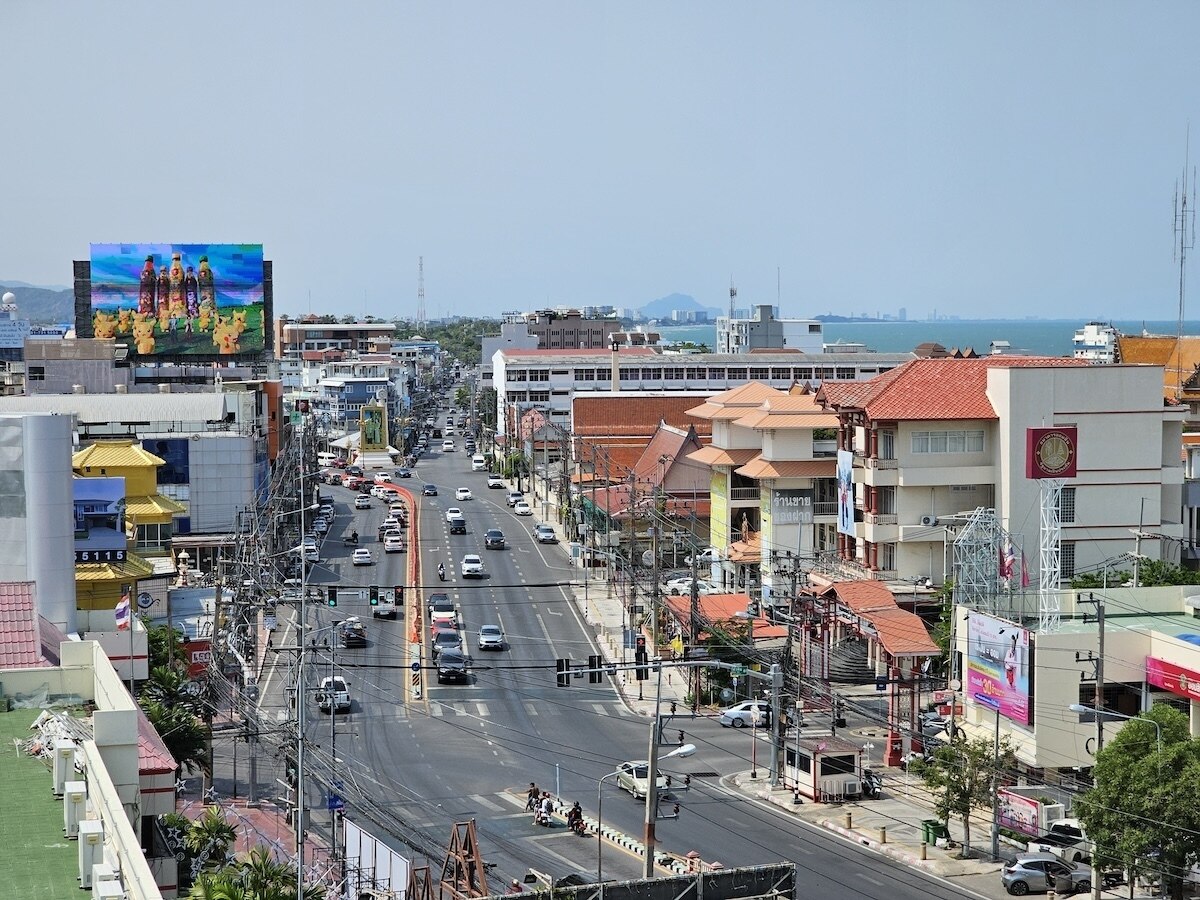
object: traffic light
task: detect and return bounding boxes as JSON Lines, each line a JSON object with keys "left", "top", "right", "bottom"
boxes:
{"left": 327, "top": 586, "right": 337, "bottom": 608}
{"left": 588, "top": 654, "right": 602, "bottom": 684}
{"left": 635, "top": 636, "right": 649, "bottom": 681}
{"left": 394, "top": 585, "right": 405, "bottom": 605}
{"left": 369, "top": 585, "right": 379, "bottom": 606}
{"left": 556, "top": 658, "right": 571, "bottom": 687}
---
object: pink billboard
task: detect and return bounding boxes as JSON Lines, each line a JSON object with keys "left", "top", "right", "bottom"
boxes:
{"left": 1146, "top": 657, "right": 1200, "bottom": 702}
{"left": 998, "top": 789, "right": 1040, "bottom": 836}
{"left": 966, "top": 612, "right": 1031, "bottom": 725}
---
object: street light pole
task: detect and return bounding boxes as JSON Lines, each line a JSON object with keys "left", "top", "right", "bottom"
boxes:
{"left": 596, "top": 770, "right": 620, "bottom": 882}
{"left": 642, "top": 662, "right": 697, "bottom": 878}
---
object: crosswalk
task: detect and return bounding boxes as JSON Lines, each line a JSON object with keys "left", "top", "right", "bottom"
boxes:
{"left": 427, "top": 699, "right": 634, "bottom": 719}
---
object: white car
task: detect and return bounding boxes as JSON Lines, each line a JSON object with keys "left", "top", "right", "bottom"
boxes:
{"left": 384, "top": 534, "right": 405, "bottom": 553}
{"left": 381, "top": 516, "right": 402, "bottom": 531}
{"left": 354, "top": 495, "right": 371, "bottom": 509}
{"left": 685, "top": 547, "right": 720, "bottom": 566}
{"left": 317, "top": 676, "right": 351, "bottom": 713}
{"left": 513, "top": 501, "right": 532, "bottom": 516}
{"left": 719, "top": 700, "right": 771, "bottom": 728}
{"left": 445, "top": 507, "right": 462, "bottom": 523}
{"left": 455, "top": 487, "right": 473, "bottom": 501}
{"left": 663, "top": 577, "right": 718, "bottom": 596}
{"left": 460, "top": 554, "right": 484, "bottom": 578}
{"left": 487, "top": 475, "right": 505, "bottom": 489}
{"left": 351, "top": 548, "right": 373, "bottom": 566}
{"left": 615, "top": 760, "right": 667, "bottom": 800}
{"left": 478, "top": 624, "right": 505, "bottom": 651}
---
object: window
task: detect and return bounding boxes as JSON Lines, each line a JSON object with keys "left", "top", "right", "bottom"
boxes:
{"left": 877, "top": 486, "right": 895, "bottom": 514}
{"left": 1061, "top": 486, "right": 1076, "bottom": 524}
{"left": 663, "top": 367, "right": 684, "bottom": 380}
{"left": 574, "top": 369, "right": 596, "bottom": 381}
{"left": 749, "top": 367, "right": 769, "bottom": 380}
{"left": 28, "top": 366, "right": 44, "bottom": 382}
{"left": 794, "top": 367, "right": 813, "bottom": 380}
{"left": 836, "top": 367, "right": 856, "bottom": 379}
{"left": 1061, "top": 540, "right": 1076, "bottom": 579}
{"left": 879, "top": 430, "right": 895, "bottom": 460}
{"left": 911, "top": 429, "right": 985, "bottom": 454}
{"left": 620, "top": 368, "right": 640, "bottom": 382}
{"left": 136, "top": 522, "right": 173, "bottom": 549}
{"left": 819, "top": 755, "right": 855, "bottom": 777}
{"left": 728, "top": 368, "right": 748, "bottom": 381}
{"left": 686, "top": 367, "right": 704, "bottom": 380}
{"left": 771, "top": 367, "right": 791, "bottom": 379}
{"left": 708, "top": 367, "right": 726, "bottom": 380}
{"left": 529, "top": 391, "right": 549, "bottom": 402}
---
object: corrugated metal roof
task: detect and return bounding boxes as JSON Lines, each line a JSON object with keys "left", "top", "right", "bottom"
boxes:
{"left": 0, "top": 392, "right": 228, "bottom": 424}
{"left": 74, "top": 555, "right": 156, "bottom": 581}
{"left": 74, "top": 440, "right": 164, "bottom": 469}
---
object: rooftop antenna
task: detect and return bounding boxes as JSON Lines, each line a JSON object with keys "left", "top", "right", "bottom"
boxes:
{"left": 1174, "top": 128, "right": 1196, "bottom": 399}
{"left": 729, "top": 277, "right": 737, "bottom": 322}
{"left": 416, "top": 256, "right": 426, "bottom": 327}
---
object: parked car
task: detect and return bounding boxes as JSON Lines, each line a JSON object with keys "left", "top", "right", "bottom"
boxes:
{"left": 460, "top": 554, "right": 485, "bottom": 578}
{"left": 534, "top": 524, "right": 557, "bottom": 544}
{"left": 478, "top": 624, "right": 505, "bottom": 651}
{"left": 312, "top": 517, "right": 329, "bottom": 534}
{"left": 437, "top": 648, "right": 470, "bottom": 684}
{"left": 432, "top": 627, "right": 463, "bottom": 659}
{"left": 354, "top": 495, "right": 371, "bottom": 509}
{"left": 317, "top": 676, "right": 351, "bottom": 713}
{"left": 487, "top": 475, "right": 505, "bottom": 489}
{"left": 506, "top": 491, "right": 524, "bottom": 507}
{"left": 513, "top": 501, "right": 532, "bottom": 516}
{"left": 1001, "top": 853, "right": 1091, "bottom": 896}
{"left": 663, "top": 577, "right": 718, "bottom": 596}
{"left": 615, "top": 760, "right": 667, "bottom": 800}
{"left": 484, "top": 529, "right": 506, "bottom": 549}
{"left": 685, "top": 547, "right": 720, "bottom": 566}
{"left": 339, "top": 617, "right": 367, "bottom": 647}
{"left": 719, "top": 700, "right": 771, "bottom": 728}
{"left": 423, "top": 484, "right": 438, "bottom": 496}
{"left": 351, "top": 548, "right": 373, "bottom": 566}
{"left": 455, "top": 487, "right": 473, "bottom": 501}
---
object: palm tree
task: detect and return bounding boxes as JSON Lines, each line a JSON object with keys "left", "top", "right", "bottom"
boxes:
{"left": 184, "top": 848, "right": 325, "bottom": 900}
{"left": 185, "top": 805, "right": 237, "bottom": 865}
{"left": 142, "top": 698, "right": 208, "bottom": 773}
{"left": 142, "top": 665, "right": 200, "bottom": 712}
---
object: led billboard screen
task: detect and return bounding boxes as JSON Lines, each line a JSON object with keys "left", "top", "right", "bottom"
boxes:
{"left": 966, "top": 612, "right": 1031, "bottom": 725}
{"left": 87, "top": 243, "right": 264, "bottom": 356}
{"left": 73, "top": 476, "right": 127, "bottom": 564}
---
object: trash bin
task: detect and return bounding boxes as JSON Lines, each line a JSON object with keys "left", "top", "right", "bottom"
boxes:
{"left": 928, "top": 822, "right": 950, "bottom": 844}
{"left": 920, "top": 820, "right": 938, "bottom": 843}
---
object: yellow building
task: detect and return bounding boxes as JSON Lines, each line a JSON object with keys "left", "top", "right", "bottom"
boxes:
{"left": 73, "top": 440, "right": 185, "bottom": 613}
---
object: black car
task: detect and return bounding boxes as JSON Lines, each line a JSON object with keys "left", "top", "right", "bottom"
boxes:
{"left": 423, "top": 484, "right": 438, "bottom": 496}
{"left": 484, "top": 529, "right": 505, "bottom": 549}
{"left": 339, "top": 618, "right": 367, "bottom": 647}
{"left": 437, "top": 648, "right": 470, "bottom": 684}
{"left": 449, "top": 516, "right": 467, "bottom": 534}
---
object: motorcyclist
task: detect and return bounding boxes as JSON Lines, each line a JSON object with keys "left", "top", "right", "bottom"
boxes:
{"left": 566, "top": 802, "right": 585, "bottom": 835}
{"left": 349, "top": 530, "right": 358, "bottom": 544}
{"left": 525, "top": 782, "right": 540, "bottom": 811}
{"left": 438, "top": 563, "right": 446, "bottom": 581}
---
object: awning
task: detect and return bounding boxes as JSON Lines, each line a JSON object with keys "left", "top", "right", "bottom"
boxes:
{"left": 735, "top": 457, "right": 837, "bottom": 479}
{"left": 74, "top": 554, "right": 156, "bottom": 581}
{"left": 687, "top": 446, "right": 758, "bottom": 467}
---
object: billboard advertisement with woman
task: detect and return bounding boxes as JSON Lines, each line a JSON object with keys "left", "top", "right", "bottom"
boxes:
{"left": 966, "top": 612, "right": 1031, "bottom": 725}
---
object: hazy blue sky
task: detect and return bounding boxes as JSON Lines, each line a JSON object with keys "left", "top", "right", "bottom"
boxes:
{"left": 5, "top": 2, "right": 1200, "bottom": 322}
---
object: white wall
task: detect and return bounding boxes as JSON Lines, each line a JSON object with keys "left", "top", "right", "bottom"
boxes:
{"left": 187, "top": 434, "right": 257, "bottom": 531}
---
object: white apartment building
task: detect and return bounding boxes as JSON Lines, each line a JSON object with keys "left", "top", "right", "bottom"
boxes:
{"left": 819, "top": 358, "right": 1185, "bottom": 584}
{"left": 715, "top": 304, "right": 824, "bottom": 354}
{"left": 492, "top": 347, "right": 913, "bottom": 439}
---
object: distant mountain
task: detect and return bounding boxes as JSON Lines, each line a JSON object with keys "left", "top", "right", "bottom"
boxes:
{"left": 639, "top": 292, "right": 723, "bottom": 319}
{"left": 0, "top": 282, "right": 75, "bottom": 325}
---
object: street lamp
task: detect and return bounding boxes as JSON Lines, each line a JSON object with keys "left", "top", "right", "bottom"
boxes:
{"left": 642, "top": 742, "right": 696, "bottom": 877}
{"left": 1068, "top": 704, "right": 1163, "bottom": 773}
{"left": 596, "top": 769, "right": 621, "bottom": 882}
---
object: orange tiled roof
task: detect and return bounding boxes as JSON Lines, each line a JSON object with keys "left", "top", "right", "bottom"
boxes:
{"left": 660, "top": 593, "right": 789, "bottom": 640}
{"left": 728, "top": 533, "right": 761, "bottom": 563}
{"left": 686, "top": 382, "right": 786, "bottom": 421}
{"left": 632, "top": 424, "right": 704, "bottom": 482}
{"left": 1118, "top": 334, "right": 1200, "bottom": 401}
{"left": 736, "top": 457, "right": 836, "bottom": 479}
{"left": 819, "top": 357, "right": 1086, "bottom": 421}
{"left": 500, "top": 346, "right": 658, "bottom": 358}
{"left": 818, "top": 580, "right": 939, "bottom": 657}
{"left": 688, "top": 446, "right": 759, "bottom": 466}
{"left": 573, "top": 395, "right": 715, "bottom": 436}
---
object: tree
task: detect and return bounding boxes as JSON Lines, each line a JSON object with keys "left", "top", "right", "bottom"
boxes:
{"left": 185, "top": 847, "right": 326, "bottom": 900}
{"left": 1071, "top": 560, "right": 1200, "bottom": 589}
{"left": 185, "top": 805, "right": 237, "bottom": 865}
{"left": 142, "top": 665, "right": 201, "bottom": 712}
{"left": 145, "top": 620, "right": 188, "bottom": 672}
{"left": 142, "top": 698, "right": 209, "bottom": 773}
{"left": 1075, "top": 704, "right": 1200, "bottom": 899}
{"left": 913, "top": 731, "right": 1014, "bottom": 855}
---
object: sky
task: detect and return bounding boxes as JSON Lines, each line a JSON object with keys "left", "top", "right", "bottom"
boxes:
{"left": 5, "top": 2, "right": 1200, "bottom": 322}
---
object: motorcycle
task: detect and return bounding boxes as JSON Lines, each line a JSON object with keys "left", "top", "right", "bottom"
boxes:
{"left": 861, "top": 768, "right": 883, "bottom": 800}
{"left": 438, "top": 564, "right": 446, "bottom": 582}
{"left": 344, "top": 531, "right": 359, "bottom": 545}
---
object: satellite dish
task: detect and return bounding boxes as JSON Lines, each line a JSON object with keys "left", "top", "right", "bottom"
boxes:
{"left": 1, "top": 292, "right": 14, "bottom": 305}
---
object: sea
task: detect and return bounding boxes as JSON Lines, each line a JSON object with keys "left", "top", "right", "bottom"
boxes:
{"left": 653, "top": 319, "right": 1200, "bottom": 357}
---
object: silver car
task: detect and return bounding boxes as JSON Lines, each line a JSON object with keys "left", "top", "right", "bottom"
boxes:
{"left": 478, "top": 624, "right": 505, "bottom": 651}
{"left": 615, "top": 760, "right": 668, "bottom": 800}
{"left": 1001, "top": 853, "right": 1091, "bottom": 896}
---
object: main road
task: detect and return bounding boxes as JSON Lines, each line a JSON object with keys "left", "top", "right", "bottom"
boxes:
{"left": 283, "top": 432, "right": 990, "bottom": 900}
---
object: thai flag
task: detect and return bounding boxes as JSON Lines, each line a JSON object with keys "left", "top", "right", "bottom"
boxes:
{"left": 115, "top": 593, "right": 132, "bottom": 630}
{"left": 999, "top": 541, "right": 1015, "bottom": 579}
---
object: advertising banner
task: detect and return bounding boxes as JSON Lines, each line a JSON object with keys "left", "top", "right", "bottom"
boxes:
{"left": 88, "top": 243, "right": 264, "bottom": 356}
{"left": 836, "top": 449, "right": 855, "bottom": 536}
{"left": 772, "top": 489, "right": 814, "bottom": 525}
{"left": 1146, "top": 657, "right": 1200, "bottom": 702}
{"left": 73, "top": 476, "right": 127, "bottom": 564}
{"left": 360, "top": 404, "right": 388, "bottom": 451}
{"left": 998, "top": 789, "right": 1040, "bottom": 836}
{"left": 966, "top": 612, "right": 1031, "bottom": 725}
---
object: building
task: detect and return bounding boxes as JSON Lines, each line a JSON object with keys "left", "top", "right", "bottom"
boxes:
{"left": 492, "top": 347, "right": 913, "bottom": 440}
{"left": 521, "top": 309, "right": 622, "bottom": 350}
{"left": 818, "top": 358, "right": 1185, "bottom": 584}
{"left": 570, "top": 391, "right": 714, "bottom": 475}
{"left": 480, "top": 316, "right": 540, "bottom": 382}
{"left": 1073, "top": 321, "right": 1120, "bottom": 364}
{"left": 715, "top": 304, "right": 823, "bottom": 354}
{"left": 273, "top": 317, "right": 396, "bottom": 359}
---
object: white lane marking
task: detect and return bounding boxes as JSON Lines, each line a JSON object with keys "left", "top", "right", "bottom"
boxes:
{"left": 430, "top": 704, "right": 444, "bottom": 717}
{"left": 592, "top": 704, "right": 607, "bottom": 715}
{"left": 499, "top": 792, "right": 527, "bottom": 809}
{"left": 476, "top": 702, "right": 490, "bottom": 717}
{"left": 524, "top": 703, "right": 539, "bottom": 716}
{"left": 855, "top": 873, "right": 885, "bottom": 887}
{"left": 535, "top": 614, "right": 558, "bottom": 657}
{"left": 468, "top": 794, "right": 505, "bottom": 812}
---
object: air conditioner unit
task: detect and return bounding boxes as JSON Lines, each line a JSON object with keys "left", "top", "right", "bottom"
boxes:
{"left": 53, "top": 739, "right": 76, "bottom": 796}
{"left": 91, "top": 862, "right": 119, "bottom": 897}
{"left": 64, "top": 779, "right": 86, "bottom": 838}
{"left": 920, "top": 515, "right": 938, "bottom": 527}
{"left": 93, "top": 878, "right": 125, "bottom": 900}
{"left": 77, "top": 819, "right": 104, "bottom": 886}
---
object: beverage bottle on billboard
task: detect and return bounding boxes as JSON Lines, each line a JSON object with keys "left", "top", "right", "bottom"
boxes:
{"left": 184, "top": 265, "right": 199, "bottom": 332}
{"left": 168, "top": 252, "right": 186, "bottom": 318}
{"left": 157, "top": 266, "right": 170, "bottom": 315}
{"left": 138, "top": 255, "right": 156, "bottom": 315}
{"left": 197, "top": 255, "right": 216, "bottom": 330}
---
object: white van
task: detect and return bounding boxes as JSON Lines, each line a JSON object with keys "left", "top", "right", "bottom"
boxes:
{"left": 471, "top": 454, "right": 486, "bottom": 472}
{"left": 317, "top": 451, "right": 339, "bottom": 467}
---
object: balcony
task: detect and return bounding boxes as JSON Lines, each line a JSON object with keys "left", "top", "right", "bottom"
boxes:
{"left": 865, "top": 513, "right": 897, "bottom": 525}
{"left": 865, "top": 457, "right": 898, "bottom": 470}
{"left": 813, "top": 501, "right": 837, "bottom": 517}
{"left": 729, "top": 487, "right": 761, "bottom": 502}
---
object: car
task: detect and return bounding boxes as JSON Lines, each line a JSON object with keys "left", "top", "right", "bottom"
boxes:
{"left": 685, "top": 547, "right": 720, "bottom": 566}
{"left": 427, "top": 592, "right": 452, "bottom": 616}
{"left": 302, "top": 545, "right": 319, "bottom": 562}
{"left": 351, "top": 548, "right": 373, "bottom": 566}
{"left": 358, "top": 482, "right": 373, "bottom": 494}
{"left": 487, "top": 475, "right": 505, "bottom": 489}
{"left": 346, "top": 465, "right": 364, "bottom": 477}
{"left": 342, "top": 475, "right": 362, "bottom": 489}
{"left": 373, "top": 472, "right": 391, "bottom": 484}
{"left": 436, "top": 648, "right": 470, "bottom": 684}
{"left": 312, "top": 517, "right": 329, "bottom": 534}
{"left": 460, "top": 554, "right": 484, "bottom": 578}
{"left": 478, "top": 624, "right": 505, "bottom": 650}
{"left": 1001, "top": 853, "right": 1091, "bottom": 896}
{"left": 318, "top": 503, "right": 334, "bottom": 519}
{"left": 448, "top": 516, "right": 467, "bottom": 535}
{"left": 505, "top": 491, "right": 524, "bottom": 507}
{"left": 431, "top": 627, "right": 463, "bottom": 659}
{"left": 614, "top": 760, "right": 667, "bottom": 800}
{"left": 301, "top": 533, "right": 318, "bottom": 547}
{"left": 370, "top": 485, "right": 390, "bottom": 498}
{"left": 442, "top": 440, "right": 456, "bottom": 452}
{"left": 381, "top": 516, "right": 402, "bottom": 531}
{"left": 422, "top": 484, "right": 438, "bottom": 496}
{"left": 919, "top": 711, "right": 949, "bottom": 735}
{"left": 394, "top": 467, "right": 412, "bottom": 479}
{"left": 513, "top": 501, "right": 532, "bottom": 516}
{"left": 384, "top": 534, "right": 406, "bottom": 553}
{"left": 663, "top": 577, "right": 718, "bottom": 596}
{"left": 455, "top": 487, "right": 473, "bottom": 501}
{"left": 445, "top": 507, "right": 462, "bottom": 522}
{"left": 444, "top": 424, "right": 456, "bottom": 435}
{"left": 484, "top": 529, "right": 505, "bottom": 549}
{"left": 388, "top": 501, "right": 406, "bottom": 515}
{"left": 339, "top": 617, "right": 367, "bottom": 647}
{"left": 317, "top": 676, "right": 351, "bottom": 713}
{"left": 534, "top": 524, "right": 557, "bottom": 544}
{"left": 719, "top": 700, "right": 772, "bottom": 728}
{"left": 354, "top": 495, "right": 371, "bottom": 509}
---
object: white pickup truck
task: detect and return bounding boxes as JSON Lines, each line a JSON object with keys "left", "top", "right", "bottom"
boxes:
{"left": 1027, "top": 818, "right": 1093, "bottom": 863}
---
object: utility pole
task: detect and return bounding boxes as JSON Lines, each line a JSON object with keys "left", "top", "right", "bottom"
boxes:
{"left": 651, "top": 484, "right": 661, "bottom": 651}
{"left": 769, "top": 663, "right": 783, "bottom": 785}
{"left": 642, "top": 663, "right": 665, "bottom": 878}
{"left": 689, "top": 557, "right": 700, "bottom": 712}
{"left": 295, "top": 645, "right": 307, "bottom": 900}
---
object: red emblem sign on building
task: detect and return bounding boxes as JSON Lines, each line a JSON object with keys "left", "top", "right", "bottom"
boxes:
{"left": 1025, "top": 427, "right": 1077, "bottom": 479}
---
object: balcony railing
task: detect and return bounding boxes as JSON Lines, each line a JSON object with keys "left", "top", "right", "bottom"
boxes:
{"left": 865, "top": 457, "right": 898, "bottom": 470}
{"left": 865, "top": 513, "right": 897, "bottom": 525}
{"left": 813, "top": 501, "right": 837, "bottom": 517}
{"left": 729, "top": 487, "right": 760, "bottom": 501}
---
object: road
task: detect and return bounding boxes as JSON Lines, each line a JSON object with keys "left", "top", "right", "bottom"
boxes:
{"left": 269, "top": 430, "right": 993, "bottom": 900}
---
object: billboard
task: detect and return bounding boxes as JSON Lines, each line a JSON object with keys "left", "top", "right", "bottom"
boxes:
{"left": 1146, "top": 657, "right": 1200, "bottom": 702}
{"left": 998, "top": 789, "right": 1040, "bottom": 836}
{"left": 87, "top": 243, "right": 265, "bottom": 356}
{"left": 772, "top": 489, "right": 814, "bottom": 525}
{"left": 966, "top": 612, "right": 1031, "bottom": 725}
{"left": 836, "top": 449, "right": 855, "bottom": 536}
{"left": 360, "top": 403, "right": 388, "bottom": 451}
{"left": 73, "top": 476, "right": 127, "bottom": 564}
{"left": 1025, "top": 426, "right": 1077, "bottom": 479}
